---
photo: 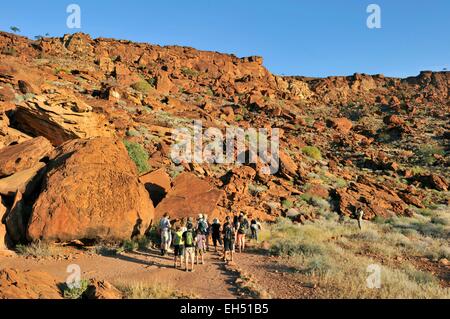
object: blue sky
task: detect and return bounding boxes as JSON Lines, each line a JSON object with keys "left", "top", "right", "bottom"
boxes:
{"left": 1, "top": 0, "right": 449, "bottom": 77}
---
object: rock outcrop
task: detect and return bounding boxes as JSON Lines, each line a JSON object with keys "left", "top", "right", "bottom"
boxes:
{"left": 335, "top": 176, "right": 411, "bottom": 220}
{"left": 0, "top": 136, "right": 52, "bottom": 177}
{"left": 0, "top": 268, "right": 62, "bottom": 299}
{"left": 155, "top": 172, "right": 224, "bottom": 220}
{"left": 27, "top": 137, "right": 154, "bottom": 242}
{"left": 14, "top": 93, "right": 112, "bottom": 146}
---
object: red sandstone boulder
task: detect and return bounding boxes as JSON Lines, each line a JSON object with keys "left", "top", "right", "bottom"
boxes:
{"left": 0, "top": 268, "right": 62, "bottom": 299}
{"left": 155, "top": 172, "right": 224, "bottom": 220}
{"left": 139, "top": 168, "right": 172, "bottom": 206}
{"left": 83, "top": 279, "right": 123, "bottom": 299}
{"left": 335, "top": 176, "right": 410, "bottom": 220}
{"left": 327, "top": 118, "right": 353, "bottom": 134}
{"left": 27, "top": 137, "right": 154, "bottom": 242}
{"left": 0, "top": 136, "right": 53, "bottom": 177}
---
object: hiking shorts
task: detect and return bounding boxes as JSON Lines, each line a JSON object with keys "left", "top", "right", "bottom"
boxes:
{"left": 212, "top": 235, "right": 222, "bottom": 247}
{"left": 223, "top": 239, "right": 234, "bottom": 252}
{"left": 185, "top": 247, "right": 195, "bottom": 260}
{"left": 174, "top": 245, "right": 185, "bottom": 257}
{"left": 237, "top": 233, "right": 246, "bottom": 243}
{"left": 196, "top": 234, "right": 206, "bottom": 250}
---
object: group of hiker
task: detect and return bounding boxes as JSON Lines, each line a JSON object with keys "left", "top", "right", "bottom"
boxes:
{"left": 158, "top": 212, "right": 262, "bottom": 272}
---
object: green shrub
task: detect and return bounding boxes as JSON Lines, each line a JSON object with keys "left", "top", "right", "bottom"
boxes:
{"left": 131, "top": 80, "right": 152, "bottom": 93}
{"left": 16, "top": 241, "right": 61, "bottom": 258}
{"left": 147, "top": 77, "right": 157, "bottom": 87}
{"left": 281, "top": 199, "right": 294, "bottom": 209}
{"left": 126, "top": 128, "right": 141, "bottom": 137}
{"left": 1, "top": 47, "right": 18, "bottom": 56}
{"left": 120, "top": 239, "right": 139, "bottom": 253}
{"left": 123, "top": 140, "right": 150, "bottom": 174}
{"left": 116, "top": 282, "right": 194, "bottom": 299}
{"left": 301, "top": 146, "right": 322, "bottom": 161}
{"left": 63, "top": 279, "right": 89, "bottom": 299}
{"left": 248, "top": 183, "right": 268, "bottom": 196}
{"left": 181, "top": 67, "right": 199, "bottom": 77}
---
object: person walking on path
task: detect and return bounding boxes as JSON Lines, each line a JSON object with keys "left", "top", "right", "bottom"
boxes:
{"left": 173, "top": 225, "right": 185, "bottom": 268}
{"left": 222, "top": 216, "right": 235, "bottom": 262}
{"left": 211, "top": 218, "right": 222, "bottom": 252}
{"left": 236, "top": 213, "right": 249, "bottom": 253}
{"left": 159, "top": 213, "right": 171, "bottom": 256}
{"left": 183, "top": 222, "right": 196, "bottom": 272}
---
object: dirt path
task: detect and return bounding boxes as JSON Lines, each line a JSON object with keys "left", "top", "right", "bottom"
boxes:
{"left": 0, "top": 247, "right": 242, "bottom": 298}
{"left": 0, "top": 244, "right": 314, "bottom": 299}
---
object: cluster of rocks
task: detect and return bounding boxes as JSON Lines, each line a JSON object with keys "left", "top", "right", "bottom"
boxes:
{"left": 0, "top": 30, "right": 448, "bottom": 256}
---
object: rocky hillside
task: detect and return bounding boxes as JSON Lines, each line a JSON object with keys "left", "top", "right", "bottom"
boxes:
{"left": 0, "top": 31, "right": 448, "bottom": 248}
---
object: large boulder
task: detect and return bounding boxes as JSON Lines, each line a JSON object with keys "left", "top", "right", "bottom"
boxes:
{"left": 0, "top": 107, "right": 32, "bottom": 149}
{"left": 139, "top": 168, "right": 171, "bottom": 206}
{"left": 83, "top": 279, "right": 123, "bottom": 299}
{"left": 27, "top": 137, "right": 154, "bottom": 242}
{"left": 0, "top": 200, "right": 9, "bottom": 250}
{"left": 0, "top": 137, "right": 52, "bottom": 177}
{"left": 0, "top": 268, "right": 62, "bottom": 299}
{"left": 334, "top": 176, "right": 410, "bottom": 220}
{"left": 4, "top": 191, "right": 26, "bottom": 243}
{"left": 0, "top": 162, "right": 46, "bottom": 197}
{"left": 155, "top": 172, "right": 224, "bottom": 221}
{"left": 14, "top": 93, "right": 112, "bottom": 146}
{"left": 327, "top": 118, "right": 353, "bottom": 134}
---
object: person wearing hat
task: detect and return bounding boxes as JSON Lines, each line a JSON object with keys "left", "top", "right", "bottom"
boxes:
{"left": 159, "top": 213, "right": 171, "bottom": 256}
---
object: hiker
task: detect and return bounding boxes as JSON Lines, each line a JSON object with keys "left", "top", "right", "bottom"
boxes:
{"left": 173, "top": 225, "right": 185, "bottom": 268}
{"left": 181, "top": 217, "right": 188, "bottom": 232}
{"left": 159, "top": 213, "right": 172, "bottom": 256}
{"left": 250, "top": 218, "right": 261, "bottom": 242}
{"left": 232, "top": 214, "right": 239, "bottom": 249}
{"left": 197, "top": 214, "right": 208, "bottom": 255}
{"left": 236, "top": 213, "right": 249, "bottom": 253}
{"left": 203, "top": 214, "right": 210, "bottom": 252}
{"left": 211, "top": 218, "right": 222, "bottom": 252}
{"left": 222, "top": 216, "right": 235, "bottom": 262}
{"left": 195, "top": 227, "right": 206, "bottom": 265}
{"left": 183, "top": 222, "right": 196, "bottom": 272}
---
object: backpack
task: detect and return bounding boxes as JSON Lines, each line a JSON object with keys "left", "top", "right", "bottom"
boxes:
{"left": 238, "top": 219, "right": 248, "bottom": 234}
{"left": 198, "top": 220, "right": 208, "bottom": 235}
{"left": 184, "top": 230, "right": 194, "bottom": 246}
{"left": 173, "top": 231, "right": 184, "bottom": 246}
{"left": 224, "top": 223, "right": 234, "bottom": 241}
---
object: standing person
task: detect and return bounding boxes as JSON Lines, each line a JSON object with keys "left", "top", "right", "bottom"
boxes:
{"left": 183, "top": 222, "right": 196, "bottom": 272}
{"left": 232, "top": 214, "right": 239, "bottom": 251}
{"left": 195, "top": 228, "right": 206, "bottom": 265}
{"left": 181, "top": 217, "right": 188, "bottom": 232}
{"left": 173, "top": 225, "right": 185, "bottom": 268}
{"left": 196, "top": 213, "right": 208, "bottom": 251}
{"left": 236, "top": 213, "right": 249, "bottom": 253}
{"left": 222, "top": 216, "right": 235, "bottom": 262}
{"left": 203, "top": 214, "right": 210, "bottom": 252}
{"left": 250, "top": 218, "right": 261, "bottom": 242}
{"left": 159, "top": 213, "right": 171, "bottom": 256}
{"left": 211, "top": 218, "right": 222, "bottom": 252}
